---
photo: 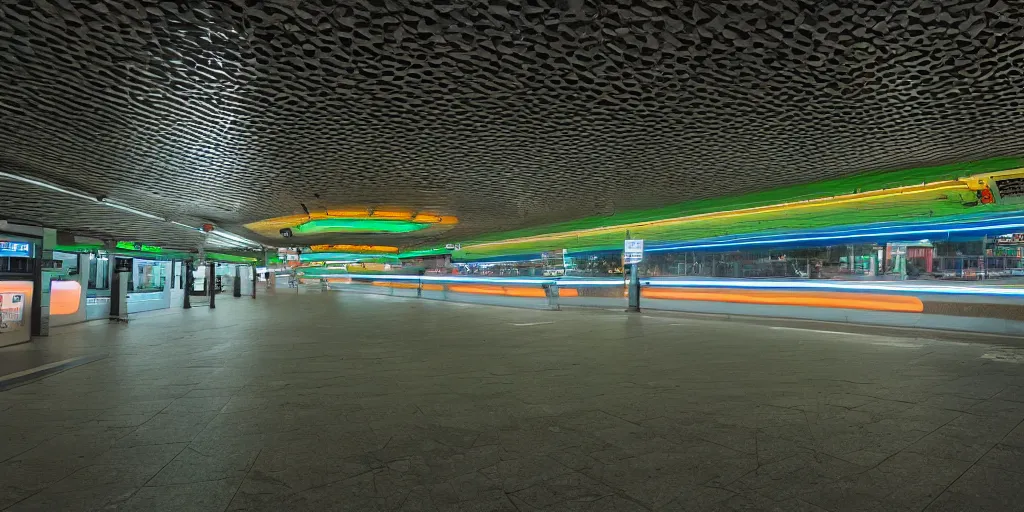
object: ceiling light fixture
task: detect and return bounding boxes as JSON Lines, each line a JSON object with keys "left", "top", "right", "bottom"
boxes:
{"left": 309, "top": 244, "right": 399, "bottom": 254}
{"left": 0, "top": 170, "right": 263, "bottom": 247}
{"left": 293, "top": 218, "right": 431, "bottom": 234}
{"left": 99, "top": 198, "right": 165, "bottom": 220}
{"left": 170, "top": 221, "right": 199, "bottom": 230}
{"left": 208, "top": 229, "right": 262, "bottom": 249}
{"left": 243, "top": 210, "right": 458, "bottom": 238}
{"left": 0, "top": 171, "right": 99, "bottom": 202}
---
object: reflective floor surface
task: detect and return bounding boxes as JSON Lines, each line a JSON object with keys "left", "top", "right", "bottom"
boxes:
{"left": 2, "top": 291, "right": 1024, "bottom": 511}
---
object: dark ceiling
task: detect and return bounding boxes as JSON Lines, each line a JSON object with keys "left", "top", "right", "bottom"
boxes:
{"left": 2, "top": 0, "right": 1024, "bottom": 249}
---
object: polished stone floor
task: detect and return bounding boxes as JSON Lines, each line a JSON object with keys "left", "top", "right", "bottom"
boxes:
{"left": 2, "top": 292, "right": 1024, "bottom": 511}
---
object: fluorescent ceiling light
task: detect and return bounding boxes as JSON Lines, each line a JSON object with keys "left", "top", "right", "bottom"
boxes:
{"left": 0, "top": 171, "right": 256, "bottom": 248}
{"left": 0, "top": 171, "right": 98, "bottom": 202}
{"left": 99, "top": 199, "right": 165, "bottom": 220}
{"left": 207, "top": 238, "right": 245, "bottom": 248}
{"left": 171, "top": 221, "right": 199, "bottom": 230}
{"left": 208, "top": 229, "right": 261, "bottom": 248}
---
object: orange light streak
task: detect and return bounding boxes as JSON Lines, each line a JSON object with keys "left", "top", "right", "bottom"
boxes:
{"left": 642, "top": 288, "right": 923, "bottom": 313}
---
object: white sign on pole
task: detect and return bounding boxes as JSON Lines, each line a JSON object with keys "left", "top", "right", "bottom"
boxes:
{"left": 624, "top": 239, "right": 644, "bottom": 264}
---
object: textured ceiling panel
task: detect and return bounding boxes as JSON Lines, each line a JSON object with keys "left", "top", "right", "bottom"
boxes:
{"left": 0, "top": 177, "right": 234, "bottom": 249}
{"left": 2, "top": 0, "right": 1024, "bottom": 249}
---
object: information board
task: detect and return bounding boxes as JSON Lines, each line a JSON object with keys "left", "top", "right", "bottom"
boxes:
{"left": 624, "top": 239, "right": 644, "bottom": 264}
{"left": 0, "top": 292, "right": 26, "bottom": 332}
{"left": 0, "top": 241, "right": 31, "bottom": 258}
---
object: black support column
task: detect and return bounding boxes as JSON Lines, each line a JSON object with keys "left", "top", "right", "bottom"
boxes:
{"left": 183, "top": 260, "right": 192, "bottom": 309}
{"left": 627, "top": 264, "right": 640, "bottom": 312}
{"left": 208, "top": 263, "right": 216, "bottom": 309}
{"left": 233, "top": 265, "right": 242, "bottom": 297}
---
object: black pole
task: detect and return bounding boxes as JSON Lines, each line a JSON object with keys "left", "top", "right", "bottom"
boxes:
{"left": 183, "top": 260, "right": 192, "bottom": 309}
{"left": 233, "top": 265, "right": 242, "bottom": 297}
{"left": 30, "top": 239, "right": 42, "bottom": 336}
{"left": 208, "top": 262, "right": 216, "bottom": 309}
{"left": 251, "top": 264, "right": 257, "bottom": 299}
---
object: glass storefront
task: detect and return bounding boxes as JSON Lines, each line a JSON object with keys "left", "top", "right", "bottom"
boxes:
{"left": 83, "top": 253, "right": 173, "bottom": 318}
{"left": 49, "top": 251, "right": 86, "bottom": 327}
{"left": 133, "top": 259, "right": 166, "bottom": 292}
{"left": 191, "top": 264, "right": 208, "bottom": 294}
{"left": 52, "top": 251, "right": 79, "bottom": 277}
{"left": 88, "top": 253, "right": 110, "bottom": 290}
{"left": 0, "top": 236, "right": 38, "bottom": 346}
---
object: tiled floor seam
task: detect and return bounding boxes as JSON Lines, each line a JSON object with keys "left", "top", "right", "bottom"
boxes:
{"left": 920, "top": 414, "right": 1024, "bottom": 511}
{"left": 0, "top": 354, "right": 107, "bottom": 391}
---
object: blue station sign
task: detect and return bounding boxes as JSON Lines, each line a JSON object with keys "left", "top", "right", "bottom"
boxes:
{"left": 0, "top": 241, "right": 32, "bottom": 258}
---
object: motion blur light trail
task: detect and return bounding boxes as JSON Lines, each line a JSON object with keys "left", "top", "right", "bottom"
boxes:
{"left": 323, "top": 274, "right": 1024, "bottom": 298}
{"left": 448, "top": 161, "right": 1024, "bottom": 261}
{"left": 642, "top": 288, "right": 924, "bottom": 313}
{"left": 245, "top": 209, "right": 457, "bottom": 240}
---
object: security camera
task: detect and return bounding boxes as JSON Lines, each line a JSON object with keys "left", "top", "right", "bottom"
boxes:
{"left": 280, "top": 228, "right": 293, "bottom": 238}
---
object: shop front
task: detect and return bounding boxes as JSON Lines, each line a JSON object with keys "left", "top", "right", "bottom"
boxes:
{"left": 48, "top": 250, "right": 88, "bottom": 327}
{"left": 0, "top": 235, "right": 38, "bottom": 346}
{"left": 85, "top": 253, "right": 171, "bottom": 320}
{"left": 191, "top": 262, "right": 254, "bottom": 296}
{"left": 218, "top": 263, "right": 254, "bottom": 296}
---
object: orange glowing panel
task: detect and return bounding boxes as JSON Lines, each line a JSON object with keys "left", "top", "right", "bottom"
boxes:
{"left": 413, "top": 214, "right": 459, "bottom": 224}
{"left": 447, "top": 284, "right": 548, "bottom": 298}
{"left": 369, "top": 281, "right": 445, "bottom": 291}
{"left": 49, "top": 281, "right": 82, "bottom": 315}
{"left": 0, "top": 281, "right": 33, "bottom": 296}
{"left": 367, "top": 211, "right": 414, "bottom": 220}
{"left": 309, "top": 244, "right": 399, "bottom": 254}
{"left": 372, "top": 282, "right": 419, "bottom": 289}
{"left": 642, "top": 288, "right": 924, "bottom": 313}
{"left": 325, "top": 209, "right": 372, "bottom": 218}
{"left": 0, "top": 281, "right": 80, "bottom": 321}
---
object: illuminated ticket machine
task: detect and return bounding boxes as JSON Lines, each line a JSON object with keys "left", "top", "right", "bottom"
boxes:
{"left": 0, "top": 238, "right": 36, "bottom": 346}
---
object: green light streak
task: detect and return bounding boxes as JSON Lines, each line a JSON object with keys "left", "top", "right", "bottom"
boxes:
{"left": 54, "top": 243, "right": 103, "bottom": 253}
{"left": 206, "top": 252, "right": 257, "bottom": 264}
{"left": 397, "top": 247, "right": 450, "bottom": 259}
{"left": 297, "top": 267, "right": 351, "bottom": 277}
{"left": 462, "top": 156, "right": 1024, "bottom": 245}
{"left": 294, "top": 218, "right": 431, "bottom": 234}
{"left": 299, "top": 252, "right": 399, "bottom": 263}
{"left": 451, "top": 155, "right": 1024, "bottom": 261}
{"left": 116, "top": 241, "right": 162, "bottom": 253}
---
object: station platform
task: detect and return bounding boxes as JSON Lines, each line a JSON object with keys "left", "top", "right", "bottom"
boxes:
{"left": 1, "top": 292, "right": 1023, "bottom": 511}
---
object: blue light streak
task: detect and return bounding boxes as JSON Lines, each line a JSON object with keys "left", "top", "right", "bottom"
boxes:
{"left": 647, "top": 213, "right": 1024, "bottom": 253}
{"left": 642, "top": 278, "right": 1024, "bottom": 297}
{"left": 338, "top": 274, "right": 1024, "bottom": 297}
